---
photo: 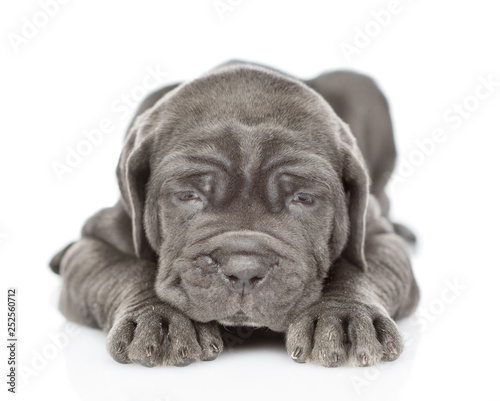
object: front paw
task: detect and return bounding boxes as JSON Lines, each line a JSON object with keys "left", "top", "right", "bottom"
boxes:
{"left": 286, "top": 300, "right": 403, "bottom": 367}
{"left": 106, "top": 303, "right": 223, "bottom": 367}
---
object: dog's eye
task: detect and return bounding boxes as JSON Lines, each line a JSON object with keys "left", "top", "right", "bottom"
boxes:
{"left": 178, "top": 191, "right": 200, "bottom": 201}
{"left": 291, "top": 192, "right": 313, "bottom": 205}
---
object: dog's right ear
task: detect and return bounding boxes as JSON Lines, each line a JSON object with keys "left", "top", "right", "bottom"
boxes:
{"left": 116, "top": 117, "right": 156, "bottom": 261}
{"left": 116, "top": 83, "right": 181, "bottom": 261}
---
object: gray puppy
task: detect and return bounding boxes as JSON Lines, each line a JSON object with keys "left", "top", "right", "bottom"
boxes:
{"left": 50, "top": 61, "right": 419, "bottom": 368}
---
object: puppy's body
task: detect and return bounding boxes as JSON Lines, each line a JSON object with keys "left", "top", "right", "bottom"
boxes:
{"left": 51, "top": 62, "right": 419, "bottom": 367}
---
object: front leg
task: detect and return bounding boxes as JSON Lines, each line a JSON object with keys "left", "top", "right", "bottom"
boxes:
{"left": 58, "top": 237, "right": 223, "bottom": 367}
{"left": 286, "top": 207, "right": 419, "bottom": 367}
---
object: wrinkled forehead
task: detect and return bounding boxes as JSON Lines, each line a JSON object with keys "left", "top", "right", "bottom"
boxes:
{"left": 146, "top": 65, "right": 344, "bottom": 175}
{"left": 145, "top": 123, "right": 346, "bottom": 205}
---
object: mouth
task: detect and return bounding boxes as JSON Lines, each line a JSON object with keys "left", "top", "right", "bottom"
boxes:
{"left": 218, "top": 310, "right": 265, "bottom": 328}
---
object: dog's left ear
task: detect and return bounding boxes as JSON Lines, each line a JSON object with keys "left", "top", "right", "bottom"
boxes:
{"left": 338, "top": 120, "right": 370, "bottom": 271}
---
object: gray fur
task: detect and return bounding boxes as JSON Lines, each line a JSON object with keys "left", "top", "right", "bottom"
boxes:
{"left": 51, "top": 61, "right": 419, "bottom": 367}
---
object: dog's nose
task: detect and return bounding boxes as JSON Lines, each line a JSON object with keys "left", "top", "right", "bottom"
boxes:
{"left": 206, "top": 232, "right": 280, "bottom": 293}
{"left": 222, "top": 254, "right": 270, "bottom": 292}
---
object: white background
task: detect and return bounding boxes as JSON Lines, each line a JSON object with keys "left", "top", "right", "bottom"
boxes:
{"left": 1, "top": 0, "right": 500, "bottom": 400}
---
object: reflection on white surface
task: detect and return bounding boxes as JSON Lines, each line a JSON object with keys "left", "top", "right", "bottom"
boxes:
{"left": 60, "top": 320, "right": 419, "bottom": 401}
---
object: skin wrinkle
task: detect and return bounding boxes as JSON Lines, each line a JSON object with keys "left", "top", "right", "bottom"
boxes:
{"left": 166, "top": 180, "right": 330, "bottom": 326}
{"left": 263, "top": 154, "right": 337, "bottom": 190}
{"left": 53, "top": 62, "right": 419, "bottom": 367}
{"left": 239, "top": 131, "right": 261, "bottom": 200}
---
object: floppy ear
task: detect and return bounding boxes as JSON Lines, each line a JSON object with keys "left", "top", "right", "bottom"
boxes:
{"left": 116, "top": 121, "right": 156, "bottom": 261}
{"left": 338, "top": 120, "right": 370, "bottom": 271}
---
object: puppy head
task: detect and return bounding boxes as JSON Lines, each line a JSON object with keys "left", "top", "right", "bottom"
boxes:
{"left": 117, "top": 64, "right": 369, "bottom": 331}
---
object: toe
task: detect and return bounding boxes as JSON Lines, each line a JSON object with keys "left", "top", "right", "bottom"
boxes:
{"left": 127, "top": 313, "right": 166, "bottom": 367}
{"left": 373, "top": 315, "right": 404, "bottom": 361}
{"left": 347, "top": 314, "right": 383, "bottom": 367}
{"left": 286, "top": 316, "right": 316, "bottom": 364}
{"left": 106, "top": 318, "right": 136, "bottom": 364}
{"left": 311, "top": 316, "right": 348, "bottom": 367}
{"left": 196, "top": 322, "right": 223, "bottom": 362}
{"left": 165, "top": 314, "right": 202, "bottom": 366}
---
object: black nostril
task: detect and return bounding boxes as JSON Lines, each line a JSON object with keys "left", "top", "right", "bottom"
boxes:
{"left": 227, "top": 275, "right": 239, "bottom": 283}
{"left": 249, "top": 276, "right": 263, "bottom": 286}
